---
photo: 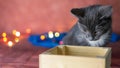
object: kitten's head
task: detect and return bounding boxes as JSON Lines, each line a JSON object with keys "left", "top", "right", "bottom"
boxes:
{"left": 71, "top": 5, "right": 112, "bottom": 41}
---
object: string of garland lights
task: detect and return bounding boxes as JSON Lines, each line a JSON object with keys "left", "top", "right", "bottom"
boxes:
{"left": 1, "top": 30, "right": 21, "bottom": 47}
{"left": 0, "top": 29, "right": 120, "bottom": 48}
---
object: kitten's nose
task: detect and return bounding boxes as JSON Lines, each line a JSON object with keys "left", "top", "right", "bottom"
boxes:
{"left": 93, "top": 37, "right": 99, "bottom": 41}
{"left": 94, "top": 38, "right": 98, "bottom": 40}
{"left": 90, "top": 37, "right": 98, "bottom": 41}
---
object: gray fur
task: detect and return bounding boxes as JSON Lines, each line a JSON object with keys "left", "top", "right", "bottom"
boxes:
{"left": 62, "top": 5, "right": 112, "bottom": 47}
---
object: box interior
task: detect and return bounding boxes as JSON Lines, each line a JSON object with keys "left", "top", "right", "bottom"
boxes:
{"left": 44, "top": 45, "right": 110, "bottom": 58}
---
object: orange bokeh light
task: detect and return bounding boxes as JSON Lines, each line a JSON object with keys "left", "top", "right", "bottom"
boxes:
{"left": 15, "top": 38, "right": 19, "bottom": 42}
{"left": 26, "top": 28, "right": 31, "bottom": 34}
{"left": 40, "top": 35, "right": 45, "bottom": 40}
{"left": 12, "top": 30, "right": 17, "bottom": 35}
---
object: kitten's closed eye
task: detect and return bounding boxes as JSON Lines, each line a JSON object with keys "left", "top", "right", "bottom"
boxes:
{"left": 99, "top": 16, "right": 111, "bottom": 23}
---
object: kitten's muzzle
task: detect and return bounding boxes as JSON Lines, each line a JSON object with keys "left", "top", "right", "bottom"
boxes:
{"left": 89, "top": 38, "right": 98, "bottom": 41}
{"left": 92, "top": 36, "right": 100, "bottom": 41}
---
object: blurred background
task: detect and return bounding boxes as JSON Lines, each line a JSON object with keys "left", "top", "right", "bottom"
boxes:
{"left": 0, "top": 1, "right": 120, "bottom": 68}
{"left": 0, "top": 0, "right": 120, "bottom": 34}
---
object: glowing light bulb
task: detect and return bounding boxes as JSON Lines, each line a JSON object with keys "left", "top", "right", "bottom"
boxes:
{"left": 48, "top": 31, "right": 54, "bottom": 38}
{"left": 3, "top": 37, "right": 8, "bottom": 42}
{"left": 26, "top": 28, "right": 31, "bottom": 34}
{"left": 40, "top": 35, "right": 45, "bottom": 40}
{"left": 55, "top": 32, "right": 60, "bottom": 37}
{"left": 15, "top": 38, "right": 19, "bottom": 42}
{"left": 2, "top": 32, "right": 7, "bottom": 37}
{"left": 8, "top": 41, "right": 13, "bottom": 47}
{"left": 15, "top": 31, "right": 20, "bottom": 37}
{"left": 12, "top": 30, "right": 17, "bottom": 35}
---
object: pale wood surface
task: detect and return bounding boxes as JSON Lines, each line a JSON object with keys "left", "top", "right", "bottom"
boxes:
{"left": 40, "top": 45, "right": 111, "bottom": 68}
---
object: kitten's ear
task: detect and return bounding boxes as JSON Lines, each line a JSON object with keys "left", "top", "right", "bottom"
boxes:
{"left": 71, "top": 8, "right": 85, "bottom": 18}
{"left": 99, "top": 5, "right": 112, "bottom": 18}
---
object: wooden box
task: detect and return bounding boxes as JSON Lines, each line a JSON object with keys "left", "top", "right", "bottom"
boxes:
{"left": 39, "top": 45, "right": 111, "bottom": 68}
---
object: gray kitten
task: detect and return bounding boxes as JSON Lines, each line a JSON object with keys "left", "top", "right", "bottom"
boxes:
{"left": 62, "top": 5, "right": 112, "bottom": 47}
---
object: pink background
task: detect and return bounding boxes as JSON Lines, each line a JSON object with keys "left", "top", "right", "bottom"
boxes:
{"left": 0, "top": 0, "right": 120, "bottom": 34}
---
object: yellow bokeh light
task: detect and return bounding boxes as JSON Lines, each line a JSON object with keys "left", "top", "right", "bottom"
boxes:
{"left": 8, "top": 41, "right": 13, "bottom": 47}
{"left": 3, "top": 37, "right": 8, "bottom": 42}
{"left": 15, "top": 38, "right": 19, "bottom": 42}
{"left": 15, "top": 31, "right": 21, "bottom": 37}
{"left": 40, "top": 35, "right": 45, "bottom": 40}
{"left": 48, "top": 31, "right": 54, "bottom": 38}
{"left": 55, "top": 32, "right": 60, "bottom": 37}
{"left": 2, "top": 32, "right": 7, "bottom": 37}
